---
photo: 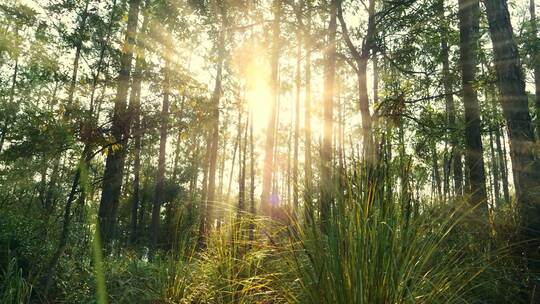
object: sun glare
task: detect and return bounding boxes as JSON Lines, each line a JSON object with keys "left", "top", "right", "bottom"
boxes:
{"left": 246, "top": 80, "right": 272, "bottom": 131}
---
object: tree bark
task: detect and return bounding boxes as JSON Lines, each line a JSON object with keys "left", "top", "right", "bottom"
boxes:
{"left": 98, "top": 0, "right": 141, "bottom": 246}
{"left": 261, "top": 0, "right": 282, "bottom": 215}
{"left": 484, "top": 0, "right": 540, "bottom": 298}
{"left": 321, "top": 0, "right": 338, "bottom": 229}
{"left": 530, "top": 0, "right": 540, "bottom": 139}
{"left": 337, "top": 0, "right": 376, "bottom": 161}
{"left": 439, "top": 0, "right": 463, "bottom": 196}
{"left": 205, "top": 6, "right": 226, "bottom": 233}
{"left": 495, "top": 126, "right": 510, "bottom": 203}
{"left": 293, "top": 3, "right": 302, "bottom": 214}
{"left": 304, "top": 0, "right": 313, "bottom": 221}
{"left": 458, "top": 0, "right": 488, "bottom": 211}
{"left": 149, "top": 59, "right": 170, "bottom": 256}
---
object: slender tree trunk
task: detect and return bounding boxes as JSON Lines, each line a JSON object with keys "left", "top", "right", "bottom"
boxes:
{"left": 439, "top": 0, "right": 463, "bottom": 196}
{"left": 150, "top": 58, "right": 171, "bottom": 255}
{"left": 433, "top": 145, "right": 442, "bottom": 201}
{"left": 42, "top": 145, "right": 91, "bottom": 297}
{"left": 495, "top": 126, "right": 510, "bottom": 203}
{"left": 65, "top": 0, "right": 91, "bottom": 115}
{"left": 129, "top": 14, "right": 149, "bottom": 244}
{"left": 98, "top": 0, "right": 141, "bottom": 245}
{"left": 320, "top": 0, "right": 338, "bottom": 229}
{"left": 337, "top": 0, "right": 376, "bottom": 161}
{"left": 458, "top": 0, "right": 488, "bottom": 211}
{"left": 249, "top": 112, "right": 255, "bottom": 242}
{"left": 530, "top": 0, "right": 540, "bottom": 139}
{"left": 238, "top": 115, "right": 248, "bottom": 215}
{"left": 226, "top": 112, "right": 241, "bottom": 203}
{"left": 304, "top": 1, "right": 313, "bottom": 220}
{"left": 205, "top": 9, "right": 226, "bottom": 234}
{"left": 489, "top": 130, "right": 501, "bottom": 205}
{"left": 261, "top": 0, "right": 282, "bottom": 215}
{"left": 0, "top": 50, "right": 18, "bottom": 154}
{"left": 485, "top": 0, "right": 540, "bottom": 298}
{"left": 293, "top": 4, "right": 302, "bottom": 214}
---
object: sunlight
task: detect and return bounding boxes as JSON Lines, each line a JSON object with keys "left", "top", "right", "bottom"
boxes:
{"left": 246, "top": 79, "right": 272, "bottom": 132}
{"left": 231, "top": 38, "right": 272, "bottom": 132}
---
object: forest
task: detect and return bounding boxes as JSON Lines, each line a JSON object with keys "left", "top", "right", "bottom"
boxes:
{"left": 1, "top": 0, "right": 540, "bottom": 302}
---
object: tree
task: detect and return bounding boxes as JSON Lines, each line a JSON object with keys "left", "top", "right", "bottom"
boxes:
{"left": 98, "top": 0, "right": 141, "bottom": 245}
{"left": 320, "top": 0, "right": 338, "bottom": 228}
{"left": 458, "top": 0, "right": 487, "bottom": 210}
{"left": 484, "top": 0, "right": 540, "bottom": 297}
{"left": 261, "top": 0, "right": 282, "bottom": 215}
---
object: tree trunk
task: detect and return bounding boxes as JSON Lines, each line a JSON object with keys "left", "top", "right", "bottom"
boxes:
{"left": 337, "top": 0, "right": 376, "bottom": 162}
{"left": 98, "top": 0, "right": 141, "bottom": 246}
{"left": 439, "top": 0, "right": 463, "bottom": 196}
{"left": 293, "top": 4, "right": 302, "bottom": 214}
{"left": 495, "top": 126, "right": 510, "bottom": 203}
{"left": 458, "top": 0, "right": 488, "bottom": 211}
{"left": 261, "top": 0, "right": 282, "bottom": 215}
{"left": 485, "top": 0, "right": 540, "bottom": 298}
{"left": 205, "top": 8, "right": 226, "bottom": 233}
{"left": 150, "top": 58, "right": 171, "bottom": 255}
{"left": 320, "top": 0, "right": 338, "bottom": 229}
{"left": 304, "top": 0, "right": 313, "bottom": 220}
{"left": 489, "top": 130, "right": 501, "bottom": 205}
{"left": 530, "top": 0, "right": 540, "bottom": 139}
{"left": 249, "top": 113, "right": 255, "bottom": 242}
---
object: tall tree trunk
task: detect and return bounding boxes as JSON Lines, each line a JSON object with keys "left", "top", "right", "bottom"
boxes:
{"left": 249, "top": 112, "right": 255, "bottom": 242}
{"left": 337, "top": 0, "right": 376, "bottom": 161}
{"left": 42, "top": 144, "right": 91, "bottom": 297}
{"left": 226, "top": 111, "right": 241, "bottom": 203}
{"left": 439, "top": 0, "right": 463, "bottom": 196}
{"left": 205, "top": 8, "right": 226, "bottom": 234}
{"left": 530, "top": 0, "right": 540, "bottom": 138}
{"left": 150, "top": 57, "right": 171, "bottom": 255}
{"left": 129, "top": 13, "right": 149, "bottom": 244}
{"left": 65, "top": 0, "right": 91, "bottom": 115}
{"left": 293, "top": 3, "right": 302, "bottom": 214}
{"left": 238, "top": 115, "right": 248, "bottom": 215}
{"left": 320, "top": 0, "right": 338, "bottom": 229}
{"left": 458, "top": 0, "right": 488, "bottom": 211}
{"left": 485, "top": 0, "right": 540, "bottom": 298}
{"left": 261, "top": 0, "right": 282, "bottom": 215}
{"left": 304, "top": 0, "right": 313, "bottom": 220}
{"left": 98, "top": 0, "right": 141, "bottom": 246}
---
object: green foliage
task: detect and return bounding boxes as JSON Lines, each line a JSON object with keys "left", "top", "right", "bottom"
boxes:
{"left": 0, "top": 257, "right": 32, "bottom": 304}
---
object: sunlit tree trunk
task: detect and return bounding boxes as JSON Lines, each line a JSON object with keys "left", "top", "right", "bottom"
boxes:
{"left": 321, "top": 0, "right": 338, "bottom": 229}
{"left": 261, "top": 0, "right": 282, "bottom": 215}
{"left": 249, "top": 112, "right": 255, "bottom": 242}
{"left": 99, "top": 0, "right": 141, "bottom": 245}
{"left": 304, "top": 0, "right": 313, "bottom": 221}
{"left": 485, "top": 0, "right": 540, "bottom": 298}
{"left": 205, "top": 6, "right": 226, "bottom": 233}
{"left": 458, "top": 0, "right": 487, "bottom": 211}
{"left": 337, "top": 0, "right": 376, "bottom": 161}
{"left": 293, "top": 3, "right": 302, "bottom": 214}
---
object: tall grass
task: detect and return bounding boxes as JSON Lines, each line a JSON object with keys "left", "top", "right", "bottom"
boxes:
{"left": 282, "top": 164, "right": 507, "bottom": 303}
{"left": 1, "top": 257, "right": 32, "bottom": 303}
